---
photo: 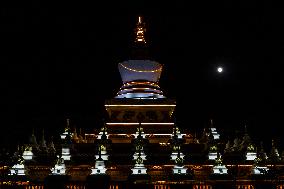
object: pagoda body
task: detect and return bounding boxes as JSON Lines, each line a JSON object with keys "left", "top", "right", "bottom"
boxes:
{"left": 105, "top": 16, "right": 176, "bottom": 143}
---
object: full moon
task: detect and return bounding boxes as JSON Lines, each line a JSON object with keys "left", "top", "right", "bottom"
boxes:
{"left": 217, "top": 67, "right": 223, "bottom": 73}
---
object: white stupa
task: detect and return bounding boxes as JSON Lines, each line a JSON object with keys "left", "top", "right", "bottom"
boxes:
{"left": 251, "top": 157, "right": 269, "bottom": 174}
{"left": 51, "top": 155, "right": 66, "bottom": 175}
{"left": 60, "top": 119, "right": 73, "bottom": 140}
{"left": 61, "top": 147, "right": 71, "bottom": 161}
{"left": 134, "top": 126, "right": 146, "bottom": 139}
{"left": 9, "top": 155, "right": 25, "bottom": 176}
{"left": 133, "top": 126, "right": 147, "bottom": 160}
{"left": 171, "top": 145, "right": 185, "bottom": 160}
{"left": 95, "top": 144, "right": 109, "bottom": 161}
{"left": 212, "top": 154, "right": 228, "bottom": 174}
{"left": 131, "top": 152, "right": 147, "bottom": 175}
{"left": 172, "top": 151, "right": 187, "bottom": 174}
{"left": 133, "top": 142, "right": 147, "bottom": 161}
{"left": 246, "top": 144, "right": 257, "bottom": 161}
{"left": 208, "top": 145, "right": 218, "bottom": 160}
{"left": 22, "top": 146, "right": 33, "bottom": 161}
{"left": 91, "top": 146, "right": 107, "bottom": 175}
{"left": 209, "top": 119, "right": 220, "bottom": 140}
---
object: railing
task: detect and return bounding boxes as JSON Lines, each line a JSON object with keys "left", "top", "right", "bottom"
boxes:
{"left": 236, "top": 185, "right": 254, "bottom": 189}
{"left": 192, "top": 185, "right": 212, "bottom": 189}
{"left": 154, "top": 185, "right": 170, "bottom": 189}
{"left": 25, "top": 185, "right": 44, "bottom": 189}
{"left": 66, "top": 184, "right": 86, "bottom": 189}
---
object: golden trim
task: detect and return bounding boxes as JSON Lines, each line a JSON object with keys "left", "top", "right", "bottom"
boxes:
{"left": 119, "top": 63, "right": 162, "bottom": 73}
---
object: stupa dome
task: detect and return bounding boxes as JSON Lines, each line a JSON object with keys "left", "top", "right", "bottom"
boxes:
{"left": 118, "top": 60, "right": 162, "bottom": 83}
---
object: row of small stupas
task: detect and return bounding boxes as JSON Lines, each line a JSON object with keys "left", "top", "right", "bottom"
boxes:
{"left": 3, "top": 118, "right": 284, "bottom": 180}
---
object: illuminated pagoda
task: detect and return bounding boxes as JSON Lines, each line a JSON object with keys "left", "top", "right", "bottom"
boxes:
{"left": 105, "top": 16, "right": 176, "bottom": 142}
{"left": 50, "top": 155, "right": 66, "bottom": 175}
{"left": 3, "top": 16, "right": 284, "bottom": 189}
{"left": 60, "top": 118, "right": 72, "bottom": 140}
{"left": 212, "top": 153, "right": 228, "bottom": 175}
{"left": 172, "top": 147, "right": 187, "bottom": 174}
{"left": 208, "top": 119, "right": 220, "bottom": 140}
{"left": 22, "top": 146, "right": 33, "bottom": 161}
{"left": 91, "top": 145, "right": 107, "bottom": 175}
{"left": 9, "top": 154, "right": 26, "bottom": 176}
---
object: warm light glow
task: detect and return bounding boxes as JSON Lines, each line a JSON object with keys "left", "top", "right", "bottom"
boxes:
{"left": 152, "top": 166, "right": 163, "bottom": 169}
{"left": 106, "top": 123, "right": 174, "bottom": 125}
{"left": 217, "top": 67, "right": 223, "bottom": 73}
{"left": 119, "top": 63, "right": 162, "bottom": 73}
{"left": 135, "top": 16, "right": 146, "bottom": 44}
{"left": 105, "top": 104, "right": 176, "bottom": 107}
{"left": 123, "top": 82, "right": 160, "bottom": 87}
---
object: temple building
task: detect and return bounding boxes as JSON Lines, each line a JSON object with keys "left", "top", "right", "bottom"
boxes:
{"left": 2, "top": 16, "right": 284, "bottom": 189}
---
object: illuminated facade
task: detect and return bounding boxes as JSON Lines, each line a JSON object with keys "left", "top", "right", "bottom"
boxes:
{"left": 2, "top": 16, "right": 284, "bottom": 189}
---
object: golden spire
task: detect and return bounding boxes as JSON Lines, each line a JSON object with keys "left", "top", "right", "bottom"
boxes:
{"left": 135, "top": 16, "right": 146, "bottom": 44}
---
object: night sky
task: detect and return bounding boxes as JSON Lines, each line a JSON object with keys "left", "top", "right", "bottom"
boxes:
{"left": 1, "top": 1, "right": 284, "bottom": 150}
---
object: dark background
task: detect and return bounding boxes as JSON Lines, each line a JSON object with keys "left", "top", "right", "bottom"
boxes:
{"left": 1, "top": 1, "right": 284, "bottom": 151}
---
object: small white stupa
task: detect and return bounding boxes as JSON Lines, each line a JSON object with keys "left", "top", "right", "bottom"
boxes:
{"left": 61, "top": 127, "right": 72, "bottom": 161}
{"left": 95, "top": 144, "right": 109, "bottom": 161}
{"left": 22, "top": 146, "right": 33, "bottom": 160}
{"left": 246, "top": 144, "right": 257, "bottom": 161}
{"left": 61, "top": 133, "right": 72, "bottom": 161}
{"left": 208, "top": 145, "right": 218, "bottom": 160}
{"left": 51, "top": 155, "right": 66, "bottom": 175}
{"left": 251, "top": 157, "right": 269, "bottom": 175}
{"left": 133, "top": 144, "right": 147, "bottom": 160}
{"left": 172, "top": 125, "right": 182, "bottom": 139}
{"left": 131, "top": 151, "right": 147, "bottom": 175}
{"left": 209, "top": 119, "right": 220, "bottom": 140}
{"left": 134, "top": 125, "right": 146, "bottom": 139}
{"left": 172, "top": 150, "right": 187, "bottom": 174}
{"left": 170, "top": 127, "right": 184, "bottom": 160}
{"left": 61, "top": 147, "right": 71, "bottom": 161}
{"left": 133, "top": 126, "right": 147, "bottom": 160}
{"left": 91, "top": 146, "right": 107, "bottom": 175}
{"left": 171, "top": 145, "right": 185, "bottom": 160}
{"left": 9, "top": 155, "right": 25, "bottom": 175}
{"left": 212, "top": 154, "right": 228, "bottom": 174}
{"left": 61, "top": 119, "right": 73, "bottom": 140}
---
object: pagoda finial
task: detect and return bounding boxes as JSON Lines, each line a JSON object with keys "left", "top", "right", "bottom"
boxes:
{"left": 17, "top": 144, "right": 20, "bottom": 152}
{"left": 135, "top": 16, "right": 146, "bottom": 44}
{"left": 64, "top": 118, "right": 70, "bottom": 132}
{"left": 41, "top": 129, "right": 45, "bottom": 141}
{"left": 40, "top": 129, "right": 47, "bottom": 149}
{"left": 210, "top": 119, "right": 213, "bottom": 127}
{"left": 244, "top": 123, "right": 248, "bottom": 133}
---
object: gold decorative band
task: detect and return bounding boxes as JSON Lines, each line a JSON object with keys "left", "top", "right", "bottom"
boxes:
{"left": 119, "top": 63, "right": 162, "bottom": 73}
